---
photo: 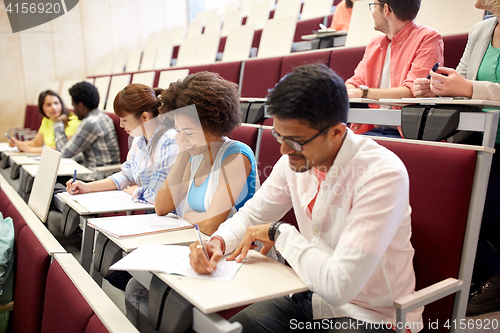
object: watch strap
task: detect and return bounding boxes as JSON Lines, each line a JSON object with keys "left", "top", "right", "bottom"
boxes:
{"left": 268, "top": 222, "right": 282, "bottom": 242}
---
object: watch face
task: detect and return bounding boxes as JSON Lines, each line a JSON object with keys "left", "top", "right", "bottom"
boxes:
{"left": 359, "top": 85, "right": 369, "bottom": 91}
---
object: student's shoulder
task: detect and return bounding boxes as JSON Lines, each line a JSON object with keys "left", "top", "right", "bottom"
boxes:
{"left": 412, "top": 23, "right": 442, "bottom": 38}
{"left": 469, "top": 17, "right": 497, "bottom": 37}
{"left": 351, "top": 135, "right": 407, "bottom": 175}
{"left": 225, "top": 140, "right": 255, "bottom": 158}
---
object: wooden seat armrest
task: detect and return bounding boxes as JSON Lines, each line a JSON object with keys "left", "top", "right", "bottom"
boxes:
{"left": 394, "top": 278, "right": 463, "bottom": 312}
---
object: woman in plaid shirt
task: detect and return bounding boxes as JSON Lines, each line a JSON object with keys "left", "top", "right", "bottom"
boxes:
{"left": 66, "top": 83, "right": 179, "bottom": 204}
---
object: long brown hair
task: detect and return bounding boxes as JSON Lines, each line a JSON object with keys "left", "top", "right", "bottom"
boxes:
{"left": 38, "top": 90, "right": 68, "bottom": 118}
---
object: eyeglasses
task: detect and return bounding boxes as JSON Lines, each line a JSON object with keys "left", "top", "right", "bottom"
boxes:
{"left": 368, "top": 2, "right": 384, "bottom": 12}
{"left": 271, "top": 126, "right": 331, "bottom": 152}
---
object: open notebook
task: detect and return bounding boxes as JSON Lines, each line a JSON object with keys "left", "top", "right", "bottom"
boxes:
{"left": 110, "top": 244, "right": 243, "bottom": 282}
{"left": 61, "top": 190, "right": 154, "bottom": 212}
{"left": 87, "top": 214, "right": 192, "bottom": 238}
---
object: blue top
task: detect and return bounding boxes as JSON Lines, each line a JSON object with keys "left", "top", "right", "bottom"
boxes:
{"left": 187, "top": 141, "right": 257, "bottom": 213}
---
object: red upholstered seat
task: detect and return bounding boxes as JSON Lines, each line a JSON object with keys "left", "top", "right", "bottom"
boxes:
{"left": 2, "top": 194, "right": 27, "bottom": 254}
{"left": 105, "top": 112, "right": 129, "bottom": 164}
{"left": 280, "top": 50, "right": 332, "bottom": 77}
{"left": 12, "top": 227, "right": 51, "bottom": 333}
{"left": 257, "top": 129, "right": 281, "bottom": 184}
{"left": 443, "top": 34, "right": 468, "bottom": 70}
{"left": 258, "top": 128, "right": 297, "bottom": 228}
{"left": 293, "top": 17, "right": 325, "bottom": 42}
{"left": 187, "top": 65, "right": 213, "bottom": 74}
{"left": 218, "top": 36, "right": 227, "bottom": 53}
{"left": 40, "top": 260, "right": 94, "bottom": 333}
{"left": 329, "top": 46, "right": 365, "bottom": 80}
{"left": 252, "top": 29, "right": 263, "bottom": 49}
{"left": 241, "top": 57, "right": 283, "bottom": 98}
{"left": 376, "top": 140, "right": 476, "bottom": 333}
{"left": 172, "top": 45, "right": 180, "bottom": 60}
{"left": 211, "top": 61, "right": 243, "bottom": 84}
{"left": 326, "top": 14, "right": 334, "bottom": 27}
{"left": 23, "top": 105, "right": 43, "bottom": 132}
{"left": 228, "top": 125, "right": 259, "bottom": 153}
{"left": 84, "top": 314, "right": 110, "bottom": 333}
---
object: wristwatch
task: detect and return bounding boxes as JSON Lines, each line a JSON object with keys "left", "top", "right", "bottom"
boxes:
{"left": 359, "top": 85, "right": 369, "bottom": 99}
{"left": 269, "top": 222, "right": 290, "bottom": 242}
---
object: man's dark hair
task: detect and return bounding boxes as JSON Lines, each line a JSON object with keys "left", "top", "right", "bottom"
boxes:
{"left": 69, "top": 81, "right": 100, "bottom": 110}
{"left": 380, "top": 0, "right": 420, "bottom": 22}
{"left": 266, "top": 64, "right": 348, "bottom": 130}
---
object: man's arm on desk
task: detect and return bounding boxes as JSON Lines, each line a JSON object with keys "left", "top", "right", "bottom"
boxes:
{"left": 346, "top": 84, "right": 413, "bottom": 99}
{"left": 189, "top": 156, "right": 294, "bottom": 273}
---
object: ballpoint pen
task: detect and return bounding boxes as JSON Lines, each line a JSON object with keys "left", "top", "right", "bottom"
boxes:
{"left": 194, "top": 224, "right": 213, "bottom": 274}
{"left": 71, "top": 169, "right": 77, "bottom": 195}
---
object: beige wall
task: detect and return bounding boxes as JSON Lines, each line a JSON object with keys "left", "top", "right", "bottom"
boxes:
{"left": 0, "top": 0, "right": 188, "bottom": 142}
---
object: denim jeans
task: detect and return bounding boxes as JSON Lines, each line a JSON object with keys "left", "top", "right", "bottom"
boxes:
{"left": 230, "top": 291, "right": 394, "bottom": 333}
{"left": 125, "top": 277, "right": 158, "bottom": 333}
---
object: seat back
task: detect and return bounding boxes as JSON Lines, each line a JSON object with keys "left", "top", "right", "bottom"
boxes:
{"left": 443, "top": 34, "right": 468, "bottom": 70}
{"left": 0, "top": 189, "right": 26, "bottom": 248}
{"left": 257, "top": 128, "right": 298, "bottom": 228}
{"left": 257, "top": 15, "right": 297, "bottom": 59}
{"left": 211, "top": 61, "right": 243, "bottom": 85}
{"left": 280, "top": 49, "right": 331, "bottom": 77}
{"left": 228, "top": 125, "right": 259, "bottom": 153}
{"left": 23, "top": 105, "right": 44, "bottom": 132}
{"left": 28, "top": 146, "right": 62, "bottom": 223}
{"left": 329, "top": 46, "right": 365, "bottom": 80}
{"left": 41, "top": 259, "right": 94, "bottom": 333}
{"left": 12, "top": 226, "right": 51, "bottom": 333}
{"left": 41, "top": 253, "right": 139, "bottom": 333}
{"left": 301, "top": 0, "right": 334, "bottom": 21}
{"left": 376, "top": 140, "right": 476, "bottom": 333}
{"left": 241, "top": 57, "right": 283, "bottom": 98}
{"left": 105, "top": 112, "right": 129, "bottom": 164}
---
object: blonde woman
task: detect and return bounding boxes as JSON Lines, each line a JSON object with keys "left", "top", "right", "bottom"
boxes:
{"left": 414, "top": 0, "right": 500, "bottom": 316}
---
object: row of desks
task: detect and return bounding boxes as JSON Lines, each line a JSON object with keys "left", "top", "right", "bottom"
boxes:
{"left": 0, "top": 143, "right": 306, "bottom": 333}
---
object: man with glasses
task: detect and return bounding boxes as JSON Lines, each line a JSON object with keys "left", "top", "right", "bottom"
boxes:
{"left": 189, "top": 64, "right": 423, "bottom": 333}
{"left": 346, "top": 0, "right": 443, "bottom": 136}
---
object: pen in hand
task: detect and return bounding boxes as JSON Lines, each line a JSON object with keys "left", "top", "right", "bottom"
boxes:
{"left": 194, "top": 224, "right": 213, "bottom": 275}
{"left": 71, "top": 169, "right": 77, "bottom": 195}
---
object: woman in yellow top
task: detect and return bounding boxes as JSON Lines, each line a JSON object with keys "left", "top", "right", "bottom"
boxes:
{"left": 9, "top": 90, "right": 80, "bottom": 153}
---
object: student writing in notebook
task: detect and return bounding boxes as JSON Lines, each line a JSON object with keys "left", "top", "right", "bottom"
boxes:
{"left": 413, "top": 0, "right": 500, "bottom": 316}
{"left": 8, "top": 90, "right": 80, "bottom": 153}
{"left": 125, "top": 72, "right": 258, "bottom": 332}
{"left": 65, "top": 83, "right": 178, "bottom": 204}
{"left": 189, "top": 64, "right": 423, "bottom": 333}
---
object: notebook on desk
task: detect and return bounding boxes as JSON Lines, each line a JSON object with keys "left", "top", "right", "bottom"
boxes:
{"left": 88, "top": 213, "right": 192, "bottom": 238}
{"left": 60, "top": 190, "right": 154, "bottom": 213}
{"left": 110, "top": 244, "right": 243, "bottom": 282}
